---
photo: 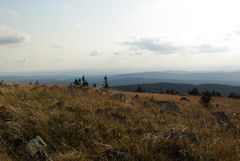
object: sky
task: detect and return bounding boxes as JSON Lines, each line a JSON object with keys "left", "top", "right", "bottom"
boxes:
{"left": 1, "top": 0, "right": 240, "bottom": 74}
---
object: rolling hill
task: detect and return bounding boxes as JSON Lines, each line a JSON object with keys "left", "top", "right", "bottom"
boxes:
{"left": 1, "top": 70, "right": 240, "bottom": 86}
{"left": 113, "top": 82, "right": 240, "bottom": 96}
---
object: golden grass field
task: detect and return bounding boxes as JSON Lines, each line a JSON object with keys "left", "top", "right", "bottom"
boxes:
{"left": 0, "top": 83, "right": 240, "bottom": 161}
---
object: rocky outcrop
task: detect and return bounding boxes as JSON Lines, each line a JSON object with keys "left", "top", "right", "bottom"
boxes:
{"left": 26, "top": 136, "right": 51, "bottom": 161}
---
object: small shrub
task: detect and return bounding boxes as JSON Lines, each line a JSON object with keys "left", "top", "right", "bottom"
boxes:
{"left": 228, "top": 92, "right": 240, "bottom": 99}
{"left": 103, "top": 76, "right": 109, "bottom": 89}
{"left": 135, "top": 86, "right": 145, "bottom": 93}
{"left": 82, "top": 75, "right": 89, "bottom": 87}
{"left": 188, "top": 87, "right": 200, "bottom": 96}
{"left": 201, "top": 91, "right": 212, "bottom": 106}
{"left": 34, "top": 80, "right": 39, "bottom": 85}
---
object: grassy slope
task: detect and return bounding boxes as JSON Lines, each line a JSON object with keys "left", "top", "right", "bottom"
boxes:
{"left": 0, "top": 84, "right": 240, "bottom": 161}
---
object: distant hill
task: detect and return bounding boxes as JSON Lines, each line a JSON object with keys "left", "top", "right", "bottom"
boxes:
{"left": 1, "top": 70, "right": 240, "bottom": 87}
{"left": 113, "top": 82, "right": 240, "bottom": 96}
{"left": 108, "top": 71, "right": 240, "bottom": 86}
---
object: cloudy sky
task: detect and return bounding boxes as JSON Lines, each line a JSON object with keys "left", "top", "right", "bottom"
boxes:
{"left": 1, "top": 0, "right": 240, "bottom": 74}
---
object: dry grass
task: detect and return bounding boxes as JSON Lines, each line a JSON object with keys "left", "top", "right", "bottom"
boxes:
{"left": 0, "top": 84, "right": 240, "bottom": 161}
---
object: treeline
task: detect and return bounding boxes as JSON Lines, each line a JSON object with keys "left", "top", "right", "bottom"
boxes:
{"left": 70, "top": 75, "right": 109, "bottom": 89}
{"left": 188, "top": 87, "right": 240, "bottom": 99}
{"left": 134, "top": 86, "right": 222, "bottom": 97}
{"left": 228, "top": 92, "right": 240, "bottom": 99}
{"left": 135, "top": 86, "right": 181, "bottom": 95}
{"left": 188, "top": 88, "right": 222, "bottom": 97}
{"left": 134, "top": 85, "right": 240, "bottom": 102}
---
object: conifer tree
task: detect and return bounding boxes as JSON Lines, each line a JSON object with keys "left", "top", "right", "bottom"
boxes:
{"left": 103, "top": 76, "right": 109, "bottom": 89}
{"left": 82, "top": 75, "right": 89, "bottom": 87}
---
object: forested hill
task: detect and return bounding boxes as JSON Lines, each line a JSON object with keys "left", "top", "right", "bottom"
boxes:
{"left": 113, "top": 82, "right": 240, "bottom": 96}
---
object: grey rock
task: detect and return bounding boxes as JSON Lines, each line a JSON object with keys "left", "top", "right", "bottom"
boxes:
{"left": 0, "top": 119, "right": 20, "bottom": 129}
{"left": 161, "top": 131, "right": 199, "bottom": 144}
{"left": 26, "top": 136, "right": 50, "bottom": 161}
{"left": 158, "top": 101, "right": 181, "bottom": 114}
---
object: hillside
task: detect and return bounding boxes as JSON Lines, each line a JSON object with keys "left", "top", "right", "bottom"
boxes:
{"left": 0, "top": 83, "right": 240, "bottom": 161}
{"left": 2, "top": 70, "right": 240, "bottom": 87}
{"left": 114, "top": 82, "right": 240, "bottom": 96}
{"left": 108, "top": 71, "right": 240, "bottom": 86}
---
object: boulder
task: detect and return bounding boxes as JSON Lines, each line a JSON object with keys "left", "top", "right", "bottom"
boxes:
{"left": 26, "top": 136, "right": 50, "bottom": 161}
{"left": 0, "top": 119, "right": 20, "bottom": 129}
{"left": 161, "top": 131, "right": 199, "bottom": 144}
{"left": 158, "top": 101, "right": 181, "bottom": 114}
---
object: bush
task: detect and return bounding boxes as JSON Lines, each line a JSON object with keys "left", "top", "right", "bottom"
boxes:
{"left": 228, "top": 92, "right": 240, "bottom": 99}
{"left": 135, "top": 86, "right": 145, "bottom": 93}
{"left": 211, "top": 90, "right": 222, "bottom": 97}
{"left": 81, "top": 76, "right": 89, "bottom": 87}
{"left": 201, "top": 91, "right": 212, "bottom": 106}
{"left": 103, "top": 76, "right": 109, "bottom": 89}
{"left": 188, "top": 88, "right": 200, "bottom": 96}
{"left": 73, "top": 78, "right": 81, "bottom": 86}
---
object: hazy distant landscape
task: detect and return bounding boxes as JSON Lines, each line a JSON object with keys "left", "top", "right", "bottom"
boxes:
{"left": 2, "top": 0, "right": 240, "bottom": 160}
{"left": 2, "top": 70, "right": 240, "bottom": 85}
{"left": 1, "top": 70, "right": 240, "bottom": 97}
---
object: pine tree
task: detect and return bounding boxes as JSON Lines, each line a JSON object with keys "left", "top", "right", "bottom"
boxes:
{"left": 103, "top": 76, "right": 109, "bottom": 89}
{"left": 78, "top": 78, "right": 82, "bottom": 86}
{"left": 189, "top": 87, "right": 200, "bottom": 96}
{"left": 201, "top": 91, "right": 212, "bottom": 106}
{"left": 74, "top": 78, "right": 79, "bottom": 86}
{"left": 35, "top": 80, "right": 39, "bottom": 85}
{"left": 135, "top": 86, "right": 145, "bottom": 92}
{"left": 82, "top": 75, "right": 89, "bottom": 87}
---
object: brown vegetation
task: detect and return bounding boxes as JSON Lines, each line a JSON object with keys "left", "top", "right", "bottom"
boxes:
{"left": 0, "top": 84, "right": 240, "bottom": 161}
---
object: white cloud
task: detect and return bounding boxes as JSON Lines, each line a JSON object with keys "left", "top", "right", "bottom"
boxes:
{"left": 72, "top": 23, "right": 88, "bottom": 30}
{"left": 123, "top": 37, "right": 229, "bottom": 54}
{"left": 113, "top": 52, "right": 121, "bottom": 55}
{"left": 89, "top": 51, "right": 104, "bottom": 56}
{"left": 123, "top": 37, "right": 184, "bottom": 54}
{"left": 52, "top": 44, "right": 64, "bottom": 48}
{"left": 7, "top": 9, "right": 20, "bottom": 18}
{"left": 0, "top": 9, "right": 20, "bottom": 18}
{"left": 193, "top": 44, "right": 229, "bottom": 53}
{"left": 61, "top": 5, "right": 74, "bottom": 10}
{"left": 0, "top": 25, "right": 31, "bottom": 46}
{"left": 129, "top": 52, "right": 143, "bottom": 56}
